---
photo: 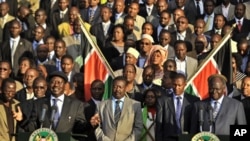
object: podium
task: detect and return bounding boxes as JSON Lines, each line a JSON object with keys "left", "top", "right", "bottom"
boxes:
{"left": 17, "top": 132, "right": 79, "bottom": 141}
{"left": 178, "top": 134, "right": 230, "bottom": 141}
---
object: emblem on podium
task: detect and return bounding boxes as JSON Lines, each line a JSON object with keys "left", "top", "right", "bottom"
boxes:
{"left": 29, "top": 128, "right": 58, "bottom": 141}
{"left": 192, "top": 131, "right": 220, "bottom": 141}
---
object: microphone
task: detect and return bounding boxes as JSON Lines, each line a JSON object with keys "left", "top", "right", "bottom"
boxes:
{"left": 208, "top": 105, "right": 213, "bottom": 132}
{"left": 50, "top": 105, "right": 57, "bottom": 130}
{"left": 40, "top": 104, "right": 48, "bottom": 128}
{"left": 199, "top": 105, "right": 204, "bottom": 132}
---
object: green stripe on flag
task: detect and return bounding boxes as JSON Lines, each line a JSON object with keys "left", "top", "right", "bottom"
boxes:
{"left": 103, "top": 76, "right": 113, "bottom": 100}
{"left": 185, "top": 84, "right": 196, "bottom": 96}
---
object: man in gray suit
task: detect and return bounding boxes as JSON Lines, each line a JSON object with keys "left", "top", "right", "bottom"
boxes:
{"left": 91, "top": 76, "right": 143, "bottom": 141}
{"left": 190, "top": 74, "right": 247, "bottom": 135}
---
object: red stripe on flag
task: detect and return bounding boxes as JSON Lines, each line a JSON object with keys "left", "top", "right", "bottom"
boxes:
{"left": 193, "top": 60, "right": 219, "bottom": 100}
{"left": 84, "top": 50, "right": 108, "bottom": 101}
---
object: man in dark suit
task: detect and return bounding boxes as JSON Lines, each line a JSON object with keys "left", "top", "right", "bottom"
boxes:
{"left": 155, "top": 73, "right": 200, "bottom": 141}
{"left": 80, "top": 0, "right": 102, "bottom": 25}
{"left": 138, "top": 0, "right": 158, "bottom": 18}
{"left": 51, "top": 0, "right": 70, "bottom": 36}
{"left": 190, "top": 74, "right": 246, "bottom": 135}
{"left": 110, "top": 0, "right": 126, "bottom": 24}
{"left": 61, "top": 54, "right": 77, "bottom": 83}
{"left": 137, "top": 65, "right": 162, "bottom": 94}
{"left": 15, "top": 68, "right": 40, "bottom": 103}
{"left": 20, "top": 76, "right": 48, "bottom": 131}
{"left": 90, "top": 6, "right": 114, "bottom": 49}
{"left": 91, "top": 76, "right": 143, "bottom": 141}
{"left": 228, "top": 3, "right": 250, "bottom": 42}
{"left": 170, "top": 17, "right": 196, "bottom": 59}
{"left": 25, "top": 71, "right": 90, "bottom": 137}
{"left": 0, "top": 20, "right": 34, "bottom": 76}
{"left": 84, "top": 79, "right": 104, "bottom": 141}
{"left": 24, "top": 9, "right": 52, "bottom": 41}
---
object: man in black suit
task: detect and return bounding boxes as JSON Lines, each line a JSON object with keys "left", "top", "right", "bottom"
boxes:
{"left": 51, "top": 0, "right": 70, "bottom": 36}
{"left": 20, "top": 76, "right": 48, "bottom": 131}
{"left": 156, "top": 73, "right": 200, "bottom": 141}
{"left": 0, "top": 20, "right": 34, "bottom": 76}
{"left": 138, "top": 0, "right": 158, "bottom": 18}
{"left": 137, "top": 65, "right": 162, "bottom": 94}
{"left": 84, "top": 79, "right": 105, "bottom": 141}
{"left": 15, "top": 68, "right": 40, "bottom": 103}
{"left": 25, "top": 71, "right": 90, "bottom": 137}
{"left": 90, "top": 6, "right": 114, "bottom": 49}
{"left": 80, "top": 0, "right": 102, "bottom": 25}
{"left": 228, "top": 3, "right": 250, "bottom": 42}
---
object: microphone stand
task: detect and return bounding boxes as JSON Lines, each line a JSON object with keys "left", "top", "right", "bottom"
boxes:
{"left": 208, "top": 105, "right": 213, "bottom": 133}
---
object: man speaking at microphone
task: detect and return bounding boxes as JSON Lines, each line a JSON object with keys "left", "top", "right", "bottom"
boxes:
{"left": 190, "top": 74, "right": 247, "bottom": 135}
{"left": 25, "top": 71, "right": 90, "bottom": 137}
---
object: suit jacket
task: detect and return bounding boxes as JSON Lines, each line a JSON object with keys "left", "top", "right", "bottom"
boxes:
{"left": 90, "top": 22, "right": 114, "bottom": 49}
{"left": 95, "top": 97, "right": 143, "bottom": 141}
{"left": 58, "top": 22, "right": 91, "bottom": 38}
{"left": 0, "top": 38, "right": 33, "bottom": 76}
{"left": 214, "top": 4, "right": 235, "bottom": 21}
{"left": 6, "top": 0, "right": 18, "bottom": 16}
{"left": 186, "top": 56, "right": 198, "bottom": 80}
{"left": 242, "top": 97, "right": 250, "bottom": 124}
{"left": 190, "top": 96, "right": 246, "bottom": 135}
{"left": 26, "top": 96, "right": 89, "bottom": 133}
{"left": 138, "top": 4, "right": 158, "bottom": 18}
{"left": 15, "top": 88, "right": 29, "bottom": 103}
{"left": 228, "top": 18, "right": 250, "bottom": 41}
{"left": 80, "top": 6, "right": 102, "bottom": 25}
{"left": 137, "top": 83, "right": 162, "bottom": 94}
{"left": 170, "top": 31, "right": 196, "bottom": 58}
{"left": 0, "top": 99, "right": 19, "bottom": 141}
{"left": 0, "top": 14, "right": 15, "bottom": 29}
{"left": 51, "top": 10, "right": 70, "bottom": 36}
{"left": 63, "top": 35, "right": 83, "bottom": 60}
{"left": 84, "top": 99, "right": 97, "bottom": 141}
{"left": 155, "top": 93, "right": 200, "bottom": 141}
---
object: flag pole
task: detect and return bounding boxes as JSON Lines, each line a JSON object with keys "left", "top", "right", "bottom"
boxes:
{"left": 77, "top": 14, "right": 115, "bottom": 78}
{"left": 185, "top": 24, "right": 236, "bottom": 89}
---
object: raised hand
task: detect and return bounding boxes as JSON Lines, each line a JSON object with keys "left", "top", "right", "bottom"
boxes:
{"left": 90, "top": 114, "right": 100, "bottom": 127}
{"left": 12, "top": 106, "right": 23, "bottom": 121}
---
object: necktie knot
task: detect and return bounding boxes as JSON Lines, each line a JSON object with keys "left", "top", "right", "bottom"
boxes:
{"left": 116, "top": 100, "right": 121, "bottom": 105}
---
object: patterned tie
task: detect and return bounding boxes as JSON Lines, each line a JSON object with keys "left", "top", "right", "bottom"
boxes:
{"left": 89, "top": 9, "right": 94, "bottom": 23}
{"left": 213, "top": 101, "right": 219, "bottom": 120}
{"left": 53, "top": 98, "right": 60, "bottom": 129}
{"left": 114, "top": 100, "right": 121, "bottom": 128}
{"left": 175, "top": 96, "right": 182, "bottom": 134}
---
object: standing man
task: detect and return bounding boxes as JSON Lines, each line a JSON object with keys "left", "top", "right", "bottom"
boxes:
{"left": 0, "top": 78, "right": 23, "bottom": 141}
{"left": 91, "top": 76, "right": 143, "bottom": 141}
{"left": 156, "top": 73, "right": 199, "bottom": 141}
{"left": 26, "top": 71, "right": 90, "bottom": 136}
{"left": 190, "top": 74, "right": 246, "bottom": 135}
{"left": 84, "top": 79, "right": 105, "bottom": 141}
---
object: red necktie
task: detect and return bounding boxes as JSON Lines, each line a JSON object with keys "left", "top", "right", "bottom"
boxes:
{"left": 237, "top": 21, "right": 242, "bottom": 31}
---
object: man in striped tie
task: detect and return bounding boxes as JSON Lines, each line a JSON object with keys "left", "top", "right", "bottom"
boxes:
{"left": 90, "top": 76, "right": 143, "bottom": 141}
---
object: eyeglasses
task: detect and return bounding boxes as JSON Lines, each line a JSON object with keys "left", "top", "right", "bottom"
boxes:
{"left": 0, "top": 68, "right": 8, "bottom": 71}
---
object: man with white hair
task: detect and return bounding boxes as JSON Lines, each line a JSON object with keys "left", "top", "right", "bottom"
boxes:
{"left": 138, "top": 34, "right": 154, "bottom": 68}
{"left": 114, "top": 47, "right": 143, "bottom": 84}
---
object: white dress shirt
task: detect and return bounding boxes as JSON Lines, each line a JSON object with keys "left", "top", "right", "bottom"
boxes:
{"left": 51, "top": 94, "right": 65, "bottom": 116}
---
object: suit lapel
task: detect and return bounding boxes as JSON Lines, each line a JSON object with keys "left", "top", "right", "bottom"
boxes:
{"left": 56, "top": 97, "right": 71, "bottom": 131}
{"left": 107, "top": 99, "right": 115, "bottom": 125}
{"left": 0, "top": 101, "right": 8, "bottom": 127}
{"left": 167, "top": 95, "right": 175, "bottom": 114}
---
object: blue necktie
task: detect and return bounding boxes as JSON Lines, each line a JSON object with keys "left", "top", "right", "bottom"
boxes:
{"left": 53, "top": 98, "right": 60, "bottom": 129}
{"left": 175, "top": 97, "right": 182, "bottom": 134}
{"left": 56, "top": 60, "right": 61, "bottom": 71}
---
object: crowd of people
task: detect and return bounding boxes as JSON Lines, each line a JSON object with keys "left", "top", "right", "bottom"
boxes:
{"left": 0, "top": 0, "right": 250, "bottom": 141}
